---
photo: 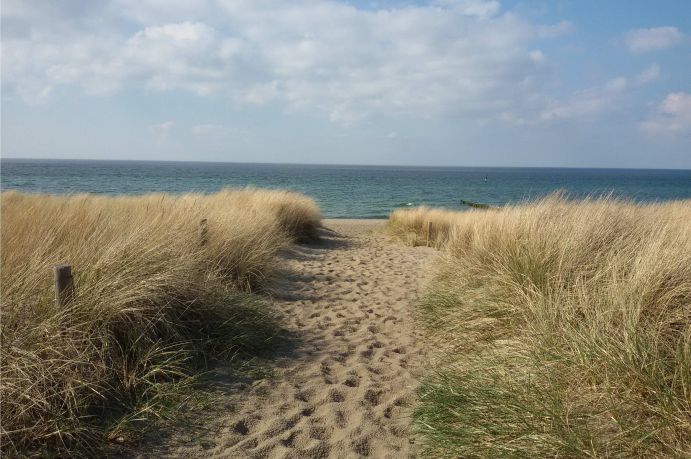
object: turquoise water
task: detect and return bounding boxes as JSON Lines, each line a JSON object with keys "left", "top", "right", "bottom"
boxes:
{"left": 1, "top": 159, "right": 690, "bottom": 218}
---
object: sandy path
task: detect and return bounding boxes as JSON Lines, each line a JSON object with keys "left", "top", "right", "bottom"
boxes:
{"left": 160, "top": 219, "right": 434, "bottom": 458}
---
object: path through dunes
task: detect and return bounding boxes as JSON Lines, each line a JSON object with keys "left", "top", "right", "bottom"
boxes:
{"left": 156, "top": 220, "right": 435, "bottom": 458}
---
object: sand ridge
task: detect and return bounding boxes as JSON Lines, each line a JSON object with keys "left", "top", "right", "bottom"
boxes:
{"left": 161, "top": 219, "right": 435, "bottom": 458}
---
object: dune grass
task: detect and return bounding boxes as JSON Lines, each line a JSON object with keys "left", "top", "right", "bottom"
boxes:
{"left": 0, "top": 188, "right": 320, "bottom": 456}
{"left": 388, "top": 194, "right": 691, "bottom": 457}
{"left": 387, "top": 205, "right": 475, "bottom": 248}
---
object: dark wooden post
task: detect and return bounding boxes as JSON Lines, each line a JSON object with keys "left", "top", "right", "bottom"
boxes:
{"left": 427, "top": 221, "right": 433, "bottom": 247}
{"left": 54, "top": 264, "right": 75, "bottom": 307}
{"left": 199, "top": 219, "right": 208, "bottom": 245}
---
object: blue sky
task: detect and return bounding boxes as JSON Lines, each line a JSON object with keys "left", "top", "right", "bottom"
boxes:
{"left": 2, "top": 0, "right": 690, "bottom": 168}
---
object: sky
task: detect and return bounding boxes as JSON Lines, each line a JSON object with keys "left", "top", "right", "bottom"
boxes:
{"left": 1, "top": 0, "right": 690, "bottom": 168}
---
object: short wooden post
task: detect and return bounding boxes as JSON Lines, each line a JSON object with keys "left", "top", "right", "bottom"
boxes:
{"left": 427, "top": 221, "right": 433, "bottom": 247}
{"left": 199, "top": 218, "right": 208, "bottom": 245}
{"left": 54, "top": 264, "right": 75, "bottom": 307}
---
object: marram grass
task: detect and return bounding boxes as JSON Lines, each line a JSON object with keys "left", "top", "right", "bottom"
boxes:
{"left": 0, "top": 188, "right": 320, "bottom": 456}
{"left": 388, "top": 194, "right": 691, "bottom": 457}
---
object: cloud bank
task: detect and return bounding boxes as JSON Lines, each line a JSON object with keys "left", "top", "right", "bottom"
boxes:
{"left": 2, "top": 0, "right": 573, "bottom": 123}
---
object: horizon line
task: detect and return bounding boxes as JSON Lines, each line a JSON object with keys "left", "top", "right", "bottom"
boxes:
{"left": 1, "top": 156, "right": 690, "bottom": 172}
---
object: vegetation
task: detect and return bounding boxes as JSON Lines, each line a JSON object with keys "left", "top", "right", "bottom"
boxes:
{"left": 0, "top": 188, "right": 320, "bottom": 456}
{"left": 388, "top": 194, "right": 691, "bottom": 457}
{"left": 387, "top": 205, "right": 470, "bottom": 247}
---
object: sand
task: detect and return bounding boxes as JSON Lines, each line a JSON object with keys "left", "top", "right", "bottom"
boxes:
{"left": 153, "top": 219, "right": 435, "bottom": 458}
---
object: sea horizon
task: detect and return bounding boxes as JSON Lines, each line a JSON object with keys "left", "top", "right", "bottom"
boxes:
{"left": 2, "top": 156, "right": 690, "bottom": 172}
{"left": 3, "top": 158, "right": 690, "bottom": 218}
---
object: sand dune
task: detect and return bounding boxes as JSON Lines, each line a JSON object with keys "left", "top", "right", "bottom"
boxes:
{"left": 153, "top": 219, "right": 435, "bottom": 458}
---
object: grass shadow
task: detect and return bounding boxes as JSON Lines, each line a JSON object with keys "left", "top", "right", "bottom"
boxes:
{"left": 105, "top": 294, "right": 304, "bottom": 457}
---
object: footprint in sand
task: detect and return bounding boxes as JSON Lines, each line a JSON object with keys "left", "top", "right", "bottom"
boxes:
{"left": 139, "top": 220, "right": 435, "bottom": 458}
{"left": 343, "top": 374, "right": 360, "bottom": 387}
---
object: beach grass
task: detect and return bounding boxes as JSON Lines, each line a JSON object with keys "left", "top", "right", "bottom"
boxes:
{"left": 387, "top": 205, "right": 471, "bottom": 248}
{"left": 0, "top": 188, "right": 320, "bottom": 456}
{"left": 388, "top": 194, "right": 691, "bottom": 457}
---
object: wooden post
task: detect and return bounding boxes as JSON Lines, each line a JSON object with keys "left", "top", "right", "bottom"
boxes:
{"left": 199, "top": 218, "right": 208, "bottom": 245}
{"left": 54, "top": 264, "right": 74, "bottom": 307}
{"left": 427, "top": 221, "right": 433, "bottom": 247}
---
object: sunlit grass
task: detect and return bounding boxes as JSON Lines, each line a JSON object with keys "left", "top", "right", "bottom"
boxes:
{"left": 389, "top": 194, "right": 691, "bottom": 457}
{"left": 0, "top": 188, "right": 320, "bottom": 455}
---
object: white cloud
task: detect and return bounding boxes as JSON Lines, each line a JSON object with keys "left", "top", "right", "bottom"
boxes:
{"left": 433, "top": 0, "right": 501, "bottom": 19}
{"left": 539, "top": 65, "right": 661, "bottom": 122}
{"left": 624, "top": 26, "right": 684, "bottom": 53}
{"left": 1, "top": 0, "right": 567, "bottom": 123}
{"left": 109, "top": 0, "right": 214, "bottom": 24}
{"left": 536, "top": 20, "right": 574, "bottom": 38}
{"left": 123, "top": 22, "right": 223, "bottom": 94}
{"left": 528, "top": 50, "right": 545, "bottom": 63}
{"left": 605, "top": 76, "right": 628, "bottom": 92}
{"left": 148, "top": 121, "right": 175, "bottom": 143}
{"left": 540, "top": 77, "right": 629, "bottom": 121}
{"left": 640, "top": 92, "right": 691, "bottom": 136}
{"left": 191, "top": 123, "right": 232, "bottom": 137}
{"left": 634, "top": 64, "right": 660, "bottom": 86}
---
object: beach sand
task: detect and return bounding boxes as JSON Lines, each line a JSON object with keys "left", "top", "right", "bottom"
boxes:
{"left": 150, "top": 219, "right": 436, "bottom": 458}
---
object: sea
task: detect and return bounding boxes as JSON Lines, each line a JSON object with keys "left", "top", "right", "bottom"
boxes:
{"left": 1, "top": 159, "right": 690, "bottom": 218}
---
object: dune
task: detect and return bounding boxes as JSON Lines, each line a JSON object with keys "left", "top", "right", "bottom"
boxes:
{"left": 389, "top": 195, "right": 691, "bottom": 457}
{"left": 0, "top": 189, "right": 321, "bottom": 456}
{"left": 5, "top": 190, "right": 689, "bottom": 458}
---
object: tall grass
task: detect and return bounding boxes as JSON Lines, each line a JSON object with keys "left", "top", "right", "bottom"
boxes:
{"left": 0, "top": 188, "right": 320, "bottom": 456}
{"left": 388, "top": 205, "right": 490, "bottom": 247}
{"left": 388, "top": 195, "right": 691, "bottom": 457}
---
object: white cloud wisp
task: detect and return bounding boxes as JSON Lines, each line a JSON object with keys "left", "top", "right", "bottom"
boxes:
{"left": 641, "top": 92, "right": 691, "bottom": 136}
{"left": 625, "top": 26, "right": 684, "bottom": 53}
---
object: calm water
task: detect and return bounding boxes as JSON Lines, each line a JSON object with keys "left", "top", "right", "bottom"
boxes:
{"left": 1, "top": 159, "right": 690, "bottom": 218}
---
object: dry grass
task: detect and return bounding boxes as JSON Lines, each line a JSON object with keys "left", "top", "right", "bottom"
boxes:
{"left": 389, "top": 194, "right": 691, "bottom": 457}
{"left": 0, "top": 188, "right": 320, "bottom": 456}
{"left": 387, "top": 205, "right": 493, "bottom": 248}
{"left": 210, "top": 187, "right": 321, "bottom": 242}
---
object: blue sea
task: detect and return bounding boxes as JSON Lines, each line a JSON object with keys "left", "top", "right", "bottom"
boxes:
{"left": 1, "top": 159, "right": 690, "bottom": 218}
